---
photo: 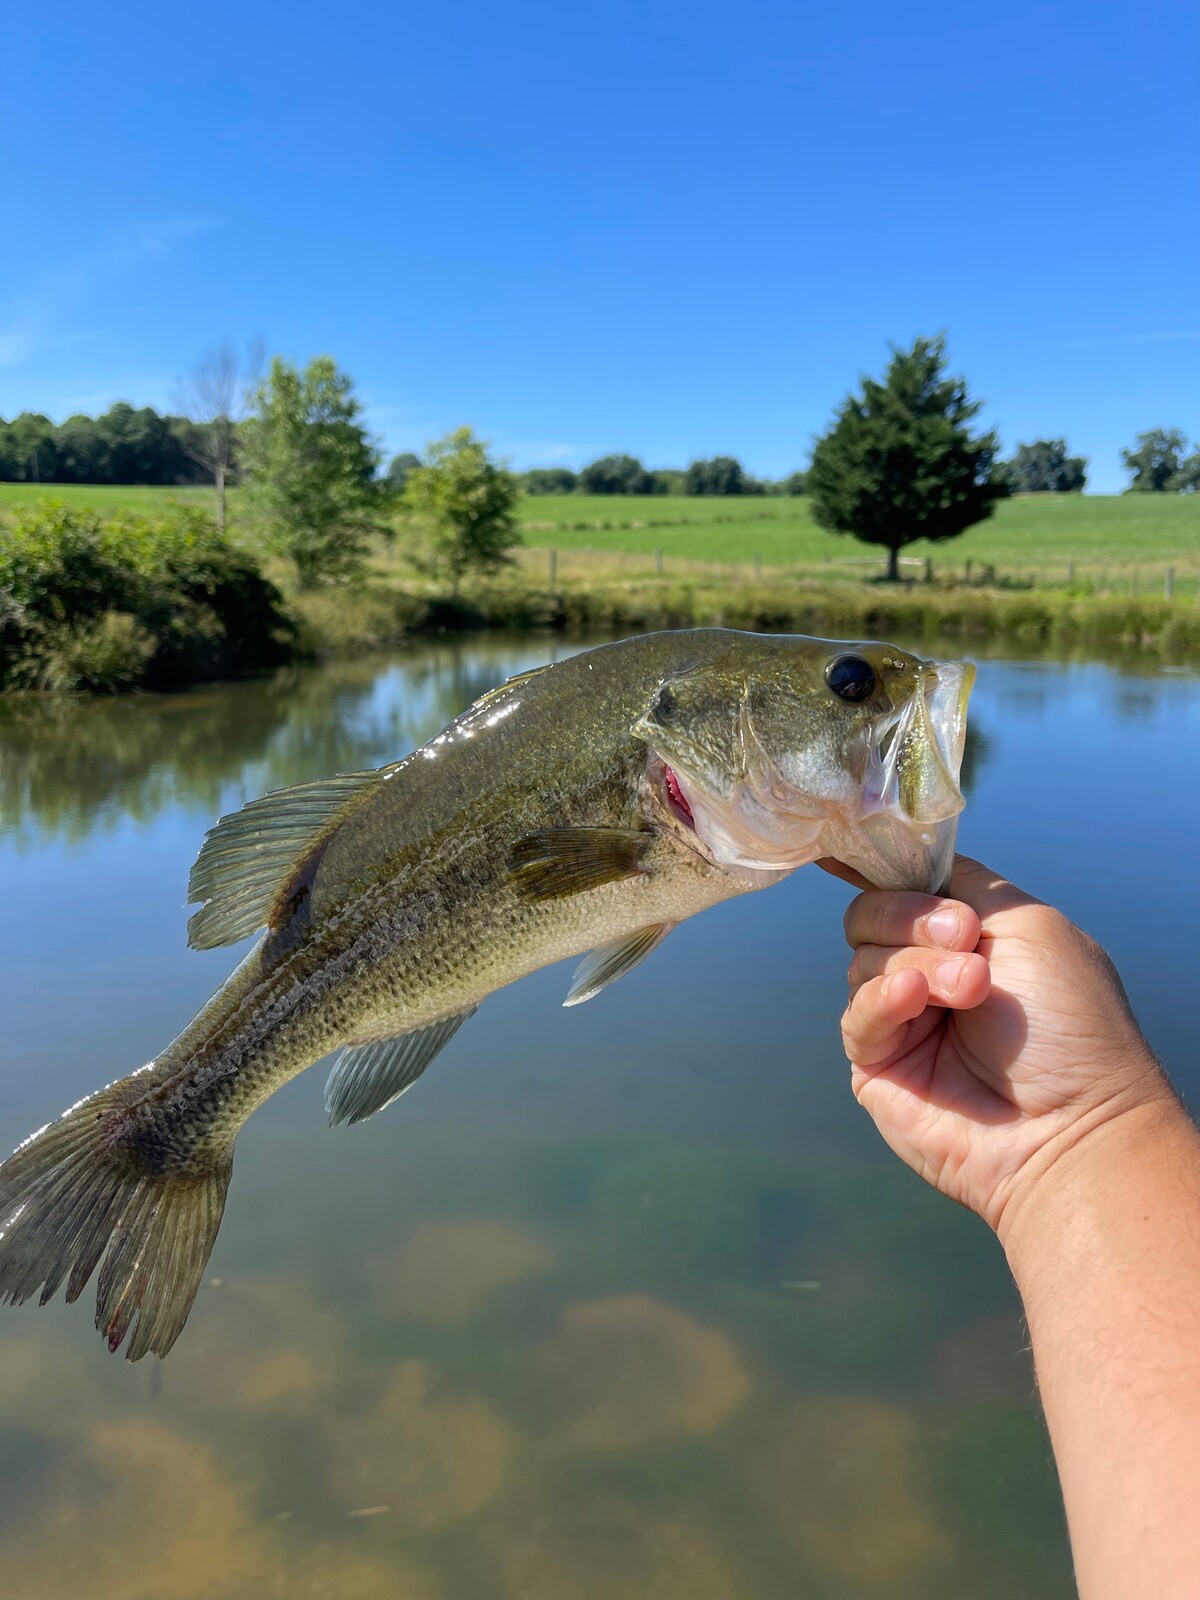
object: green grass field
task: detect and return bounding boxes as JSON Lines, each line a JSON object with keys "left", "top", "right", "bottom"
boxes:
{"left": 517, "top": 493, "right": 1198, "bottom": 591}
{"left": 0, "top": 483, "right": 214, "bottom": 516}
{"left": 2, "top": 482, "right": 1196, "bottom": 596}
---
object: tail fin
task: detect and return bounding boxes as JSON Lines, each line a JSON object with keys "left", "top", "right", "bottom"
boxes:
{"left": 0, "top": 1081, "right": 232, "bottom": 1361}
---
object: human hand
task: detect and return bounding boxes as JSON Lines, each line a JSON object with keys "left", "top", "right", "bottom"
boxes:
{"left": 823, "top": 855, "right": 1173, "bottom": 1241}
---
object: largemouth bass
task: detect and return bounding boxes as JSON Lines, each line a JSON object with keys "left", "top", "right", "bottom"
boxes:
{"left": 0, "top": 629, "right": 973, "bottom": 1359}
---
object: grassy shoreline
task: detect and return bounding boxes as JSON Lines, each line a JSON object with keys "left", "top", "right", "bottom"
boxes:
{"left": 3, "top": 489, "right": 1196, "bottom": 691}
{"left": 292, "top": 575, "right": 1200, "bottom": 668}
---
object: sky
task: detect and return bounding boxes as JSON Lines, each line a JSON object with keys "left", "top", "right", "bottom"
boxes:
{"left": 2, "top": 0, "right": 1198, "bottom": 492}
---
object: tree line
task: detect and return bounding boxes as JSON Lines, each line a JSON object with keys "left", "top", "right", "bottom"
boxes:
{"left": 0, "top": 405, "right": 228, "bottom": 489}
{"left": 4, "top": 393, "right": 1196, "bottom": 502}
{"left": 517, "top": 458, "right": 810, "bottom": 496}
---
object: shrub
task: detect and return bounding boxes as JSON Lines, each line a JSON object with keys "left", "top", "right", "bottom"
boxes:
{"left": 28, "top": 612, "right": 158, "bottom": 693}
{"left": 0, "top": 500, "right": 294, "bottom": 691}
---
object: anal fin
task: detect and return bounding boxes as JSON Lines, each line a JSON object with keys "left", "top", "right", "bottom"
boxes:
{"left": 564, "top": 923, "right": 674, "bottom": 1007}
{"left": 325, "top": 1008, "right": 476, "bottom": 1126}
{"left": 507, "top": 827, "right": 653, "bottom": 902}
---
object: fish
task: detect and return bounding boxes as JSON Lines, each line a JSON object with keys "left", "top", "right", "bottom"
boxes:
{"left": 0, "top": 628, "right": 973, "bottom": 1359}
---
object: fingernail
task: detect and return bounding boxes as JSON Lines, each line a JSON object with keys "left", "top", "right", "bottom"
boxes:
{"left": 934, "top": 958, "right": 964, "bottom": 995}
{"left": 924, "top": 909, "right": 962, "bottom": 948}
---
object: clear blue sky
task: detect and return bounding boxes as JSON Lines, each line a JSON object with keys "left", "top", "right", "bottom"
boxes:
{"left": 3, "top": 0, "right": 1197, "bottom": 492}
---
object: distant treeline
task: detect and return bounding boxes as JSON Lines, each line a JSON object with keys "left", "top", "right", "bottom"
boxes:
{"left": 0, "top": 405, "right": 234, "bottom": 487}
{"left": 516, "top": 455, "right": 808, "bottom": 497}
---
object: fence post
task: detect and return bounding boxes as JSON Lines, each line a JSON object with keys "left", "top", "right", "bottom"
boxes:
{"left": 965, "top": 559, "right": 973, "bottom": 583}
{"left": 924, "top": 558, "right": 933, "bottom": 584}
{"left": 1165, "top": 566, "right": 1175, "bottom": 600}
{"left": 752, "top": 552, "right": 761, "bottom": 581}
{"left": 654, "top": 547, "right": 663, "bottom": 576}
{"left": 1067, "top": 560, "right": 1075, "bottom": 584}
{"left": 548, "top": 547, "right": 557, "bottom": 587}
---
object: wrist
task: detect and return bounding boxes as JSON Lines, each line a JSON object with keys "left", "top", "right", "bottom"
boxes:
{"left": 996, "top": 1069, "right": 1190, "bottom": 1277}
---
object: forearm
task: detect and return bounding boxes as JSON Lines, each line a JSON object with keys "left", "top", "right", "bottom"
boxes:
{"left": 1001, "top": 1089, "right": 1200, "bottom": 1600}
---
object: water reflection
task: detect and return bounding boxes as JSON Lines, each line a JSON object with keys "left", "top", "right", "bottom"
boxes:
{"left": 0, "top": 639, "right": 596, "bottom": 847}
{"left": 1, "top": 635, "right": 1195, "bottom": 1599}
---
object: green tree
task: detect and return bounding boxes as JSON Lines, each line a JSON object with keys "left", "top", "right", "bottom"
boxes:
{"left": 0, "top": 413, "right": 57, "bottom": 482}
{"left": 781, "top": 469, "right": 808, "bottom": 496}
{"left": 53, "top": 415, "right": 110, "bottom": 482}
{"left": 1121, "top": 428, "right": 1187, "bottom": 492}
{"left": 685, "top": 456, "right": 747, "bottom": 495}
{"left": 578, "top": 453, "right": 657, "bottom": 494}
{"left": 1169, "top": 449, "right": 1200, "bottom": 493}
{"left": 96, "top": 403, "right": 187, "bottom": 484}
{"left": 401, "top": 427, "right": 520, "bottom": 592}
{"left": 1006, "top": 438, "right": 1087, "bottom": 493}
{"left": 808, "top": 335, "right": 1007, "bottom": 581}
{"left": 242, "top": 355, "right": 385, "bottom": 588}
{"left": 386, "top": 452, "right": 422, "bottom": 492}
{"left": 523, "top": 466, "right": 578, "bottom": 494}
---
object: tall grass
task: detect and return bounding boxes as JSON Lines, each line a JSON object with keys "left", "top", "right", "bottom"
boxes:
{"left": 292, "top": 574, "right": 1200, "bottom": 665}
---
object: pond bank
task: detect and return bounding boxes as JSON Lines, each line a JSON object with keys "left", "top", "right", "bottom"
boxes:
{"left": 6, "top": 572, "right": 1198, "bottom": 695}
{"left": 293, "top": 576, "right": 1200, "bottom": 669}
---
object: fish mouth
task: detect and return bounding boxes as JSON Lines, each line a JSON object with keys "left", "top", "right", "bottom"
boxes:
{"left": 852, "top": 659, "right": 975, "bottom": 894}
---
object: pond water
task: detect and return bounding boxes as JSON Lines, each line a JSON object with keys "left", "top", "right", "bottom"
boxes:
{"left": 0, "top": 633, "right": 1196, "bottom": 1600}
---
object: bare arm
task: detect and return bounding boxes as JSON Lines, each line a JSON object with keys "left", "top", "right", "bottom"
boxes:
{"left": 827, "top": 856, "right": 1200, "bottom": 1599}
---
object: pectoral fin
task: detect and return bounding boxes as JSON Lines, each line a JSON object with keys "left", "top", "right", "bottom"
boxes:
{"left": 507, "top": 827, "right": 653, "bottom": 902}
{"left": 325, "top": 1008, "right": 476, "bottom": 1126}
{"left": 564, "top": 923, "right": 674, "bottom": 1007}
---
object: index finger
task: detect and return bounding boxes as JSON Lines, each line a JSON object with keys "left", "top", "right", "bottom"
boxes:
{"left": 843, "top": 890, "right": 981, "bottom": 953}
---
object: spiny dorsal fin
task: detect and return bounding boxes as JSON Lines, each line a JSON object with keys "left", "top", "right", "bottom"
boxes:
{"left": 506, "top": 827, "right": 653, "bottom": 902}
{"left": 462, "top": 663, "right": 552, "bottom": 718}
{"left": 564, "top": 923, "right": 674, "bottom": 1007}
{"left": 325, "top": 1008, "right": 476, "bottom": 1126}
{"left": 187, "top": 771, "right": 380, "bottom": 950}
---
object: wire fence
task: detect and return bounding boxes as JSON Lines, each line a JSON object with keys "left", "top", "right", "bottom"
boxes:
{"left": 511, "top": 545, "right": 1199, "bottom": 602}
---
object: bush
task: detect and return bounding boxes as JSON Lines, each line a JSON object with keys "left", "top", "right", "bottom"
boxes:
{"left": 0, "top": 500, "right": 294, "bottom": 691}
{"left": 28, "top": 612, "right": 158, "bottom": 693}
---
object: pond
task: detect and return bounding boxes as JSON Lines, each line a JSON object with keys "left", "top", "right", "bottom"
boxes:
{"left": 0, "top": 633, "right": 1196, "bottom": 1600}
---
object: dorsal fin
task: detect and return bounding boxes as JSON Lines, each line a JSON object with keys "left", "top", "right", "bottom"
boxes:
{"left": 186, "top": 771, "right": 380, "bottom": 949}
{"left": 462, "top": 663, "right": 551, "bottom": 719}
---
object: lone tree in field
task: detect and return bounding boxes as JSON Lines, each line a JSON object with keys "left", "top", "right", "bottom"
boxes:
{"left": 1121, "top": 428, "right": 1188, "bottom": 492}
{"left": 808, "top": 336, "right": 1007, "bottom": 581}
{"left": 1006, "top": 438, "right": 1087, "bottom": 494}
{"left": 174, "top": 341, "right": 260, "bottom": 532}
{"left": 401, "top": 427, "right": 520, "bottom": 593}
{"left": 243, "top": 355, "right": 385, "bottom": 588}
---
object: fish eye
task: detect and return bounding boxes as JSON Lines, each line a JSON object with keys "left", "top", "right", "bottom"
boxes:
{"left": 825, "top": 655, "right": 876, "bottom": 703}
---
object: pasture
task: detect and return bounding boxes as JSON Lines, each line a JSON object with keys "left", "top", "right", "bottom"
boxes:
{"left": 2, "top": 482, "right": 1195, "bottom": 597}
{"left": 517, "top": 493, "right": 1199, "bottom": 595}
